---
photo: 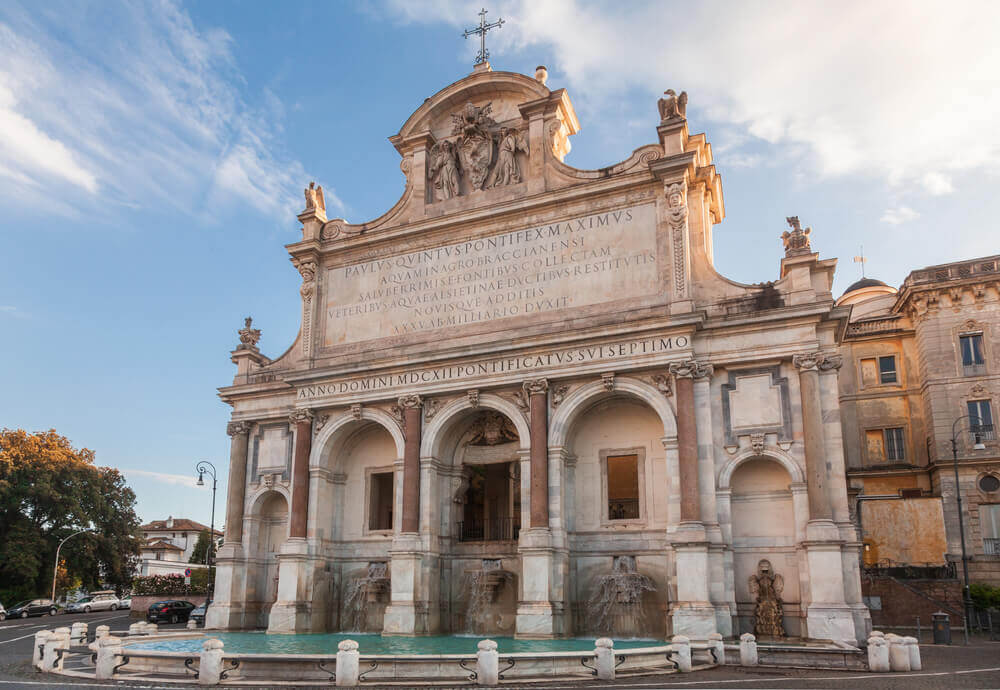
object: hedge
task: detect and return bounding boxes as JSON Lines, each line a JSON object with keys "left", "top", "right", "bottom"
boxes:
{"left": 131, "top": 569, "right": 214, "bottom": 596}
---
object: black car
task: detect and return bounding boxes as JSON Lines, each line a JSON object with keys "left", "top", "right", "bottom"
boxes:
{"left": 7, "top": 599, "right": 58, "bottom": 618}
{"left": 146, "top": 600, "right": 196, "bottom": 624}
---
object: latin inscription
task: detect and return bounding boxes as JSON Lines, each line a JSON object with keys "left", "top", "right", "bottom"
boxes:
{"left": 324, "top": 204, "right": 658, "bottom": 345}
{"left": 297, "top": 334, "right": 688, "bottom": 401}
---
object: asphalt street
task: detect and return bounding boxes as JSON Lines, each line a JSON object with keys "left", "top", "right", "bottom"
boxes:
{"left": 0, "top": 612, "right": 998, "bottom": 689}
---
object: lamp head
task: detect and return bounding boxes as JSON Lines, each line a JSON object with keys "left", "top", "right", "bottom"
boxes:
{"left": 973, "top": 433, "right": 986, "bottom": 451}
{"left": 197, "top": 472, "right": 204, "bottom": 486}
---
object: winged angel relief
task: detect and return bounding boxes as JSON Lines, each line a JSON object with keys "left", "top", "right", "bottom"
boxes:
{"left": 428, "top": 102, "right": 528, "bottom": 201}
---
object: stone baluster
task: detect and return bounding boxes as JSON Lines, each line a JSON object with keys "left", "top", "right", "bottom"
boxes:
{"left": 594, "top": 637, "right": 615, "bottom": 680}
{"left": 95, "top": 636, "right": 123, "bottom": 679}
{"left": 904, "top": 636, "right": 921, "bottom": 671}
{"left": 198, "top": 638, "right": 225, "bottom": 686}
{"left": 524, "top": 379, "right": 549, "bottom": 528}
{"left": 399, "top": 395, "right": 423, "bottom": 533}
{"left": 33, "top": 630, "right": 52, "bottom": 670}
{"left": 707, "top": 632, "right": 726, "bottom": 665}
{"left": 289, "top": 409, "right": 315, "bottom": 538}
{"left": 476, "top": 639, "right": 500, "bottom": 686}
{"left": 886, "top": 633, "right": 910, "bottom": 671}
{"left": 224, "top": 421, "right": 252, "bottom": 543}
{"left": 669, "top": 360, "right": 706, "bottom": 523}
{"left": 867, "top": 631, "right": 889, "bottom": 672}
{"left": 792, "top": 353, "right": 834, "bottom": 521}
{"left": 336, "top": 639, "right": 360, "bottom": 686}
{"left": 739, "top": 633, "right": 758, "bottom": 666}
{"left": 671, "top": 635, "right": 692, "bottom": 672}
{"left": 70, "top": 621, "right": 87, "bottom": 646}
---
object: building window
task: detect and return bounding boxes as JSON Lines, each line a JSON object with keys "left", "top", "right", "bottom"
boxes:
{"left": 960, "top": 334, "right": 986, "bottom": 375}
{"left": 368, "top": 471, "right": 394, "bottom": 532}
{"left": 155, "top": 551, "right": 164, "bottom": 560}
{"left": 866, "top": 427, "right": 905, "bottom": 463}
{"left": 980, "top": 475, "right": 1000, "bottom": 493}
{"left": 967, "top": 400, "right": 994, "bottom": 436}
{"left": 981, "top": 504, "right": 1000, "bottom": 556}
{"left": 878, "top": 356, "right": 897, "bottom": 384}
{"left": 607, "top": 454, "right": 640, "bottom": 520}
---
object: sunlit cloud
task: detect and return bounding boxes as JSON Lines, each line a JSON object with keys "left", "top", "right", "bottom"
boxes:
{"left": 121, "top": 468, "right": 206, "bottom": 490}
{"left": 880, "top": 205, "right": 920, "bottom": 226}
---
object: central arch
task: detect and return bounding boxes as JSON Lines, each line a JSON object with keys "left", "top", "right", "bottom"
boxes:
{"left": 549, "top": 376, "right": 678, "bottom": 447}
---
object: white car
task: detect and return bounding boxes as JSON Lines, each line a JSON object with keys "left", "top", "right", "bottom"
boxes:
{"left": 0, "top": 602, "right": 6, "bottom": 621}
{"left": 65, "top": 591, "right": 120, "bottom": 613}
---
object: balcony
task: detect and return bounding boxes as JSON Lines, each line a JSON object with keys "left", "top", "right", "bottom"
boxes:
{"left": 457, "top": 517, "right": 520, "bottom": 542}
{"left": 963, "top": 363, "right": 987, "bottom": 377}
{"left": 971, "top": 424, "right": 997, "bottom": 441}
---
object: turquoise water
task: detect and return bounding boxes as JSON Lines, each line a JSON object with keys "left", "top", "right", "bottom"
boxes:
{"left": 131, "top": 632, "right": 664, "bottom": 655}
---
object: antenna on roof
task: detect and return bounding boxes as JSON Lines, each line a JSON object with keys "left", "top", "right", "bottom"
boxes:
{"left": 853, "top": 246, "right": 867, "bottom": 278}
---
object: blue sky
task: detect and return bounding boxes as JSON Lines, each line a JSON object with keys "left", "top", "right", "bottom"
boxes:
{"left": 2, "top": 0, "right": 998, "bottom": 527}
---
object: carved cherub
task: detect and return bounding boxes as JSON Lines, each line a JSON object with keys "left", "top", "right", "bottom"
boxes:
{"left": 429, "top": 139, "right": 461, "bottom": 200}
{"left": 658, "top": 89, "right": 688, "bottom": 121}
{"left": 492, "top": 127, "right": 529, "bottom": 187}
{"left": 304, "top": 181, "right": 326, "bottom": 212}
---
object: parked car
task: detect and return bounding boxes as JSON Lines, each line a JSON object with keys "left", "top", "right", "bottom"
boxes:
{"left": 189, "top": 603, "right": 207, "bottom": 627}
{"left": 118, "top": 595, "right": 132, "bottom": 610}
{"left": 146, "top": 600, "right": 196, "bottom": 624}
{"left": 0, "top": 602, "right": 6, "bottom": 621}
{"left": 7, "top": 599, "right": 58, "bottom": 618}
{"left": 65, "top": 591, "right": 120, "bottom": 613}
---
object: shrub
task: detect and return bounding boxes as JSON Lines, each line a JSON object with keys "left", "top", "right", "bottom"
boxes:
{"left": 131, "top": 570, "right": 213, "bottom": 596}
{"left": 970, "top": 583, "right": 1000, "bottom": 610}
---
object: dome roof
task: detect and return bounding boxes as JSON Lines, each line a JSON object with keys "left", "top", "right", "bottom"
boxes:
{"left": 843, "top": 277, "right": 889, "bottom": 295}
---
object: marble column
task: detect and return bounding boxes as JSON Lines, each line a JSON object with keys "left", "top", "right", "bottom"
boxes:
{"left": 224, "top": 421, "right": 252, "bottom": 544}
{"left": 267, "top": 409, "right": 316, "bottom": 633}
{"left": 793, "top": 352, "right": 857, "bottom": 643}
{"left": 526, "top": 379, "right": 549, "bottom": 528}
{"left": 206, "top": 420, "right": 253, "bottom": 630}
{"left": 384, "top": 395, "right": 431, "bottom": 635}
{"left": 667, "top": 360, "right": 716, "bottom": 637}
{"left": 289, "top": 409, "right": 315, "bottom": 538}
{"left": 399, "top": 395, "right": 423, "bottom": 534}
{"left": 792, "top": 353, "right": 833, "bottom": 523}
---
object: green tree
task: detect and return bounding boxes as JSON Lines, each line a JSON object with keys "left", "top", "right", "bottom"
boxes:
{"left": 0, "top": 429, "right": 142, "bottom": 603}
{"left": 189, "top": 529, "right": 211, "bottom": 564}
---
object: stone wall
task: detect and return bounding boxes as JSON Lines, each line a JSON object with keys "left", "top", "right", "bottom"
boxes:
{"left": 861, "top": 575, "right": 963, "bottom": 627}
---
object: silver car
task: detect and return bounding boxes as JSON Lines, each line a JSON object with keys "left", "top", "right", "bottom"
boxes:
{"left": 66, "top": 591, "right": 120, "bottom": 613}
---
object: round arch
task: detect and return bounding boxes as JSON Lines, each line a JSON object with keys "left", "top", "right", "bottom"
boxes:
{"left": 717, "top": 446, "right": 804, "bottom": 490}
{"left": 421, "top": 392, "right": 531, "bottom": 458}
{"left": 247, "top": 485, "right": 291, "bottom": 516}
{"left": 549, "top": 376, "right": 677, "bottom": 447}
{"left": 310, "top": 407, "right": 406, "bottom": 469}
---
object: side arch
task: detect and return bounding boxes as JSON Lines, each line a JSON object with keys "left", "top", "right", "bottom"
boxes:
{"left": 717, "top": 446, "right": 804, "bottom": 489}
{"left": 549, "top": 376, "right": 677, "bottom": 447}
{"left": 421, "top": 393, "right": 531, "bottom": 458}
{"left": 310, "top": 407, "right": 406, "bottom": 469}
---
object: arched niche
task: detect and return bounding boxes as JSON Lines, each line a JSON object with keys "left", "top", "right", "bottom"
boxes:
{"left": 247, "top": 490, "right": 289, "bottom": 629}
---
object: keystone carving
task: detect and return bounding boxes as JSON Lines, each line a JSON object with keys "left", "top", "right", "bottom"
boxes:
{"left": 468, "top": 389, "right": 480, "bottom": 408}
{"left": 601, "top": 372, "right": 616, "bottom": 391}
{"left": 351, "top": 403, "right": 363, "bottom": 420}
{"left": 424, "top": 398, "right": 441, "bottom": 419}
{"left": 551, "top": 384, "right": 570, "bottom": 408}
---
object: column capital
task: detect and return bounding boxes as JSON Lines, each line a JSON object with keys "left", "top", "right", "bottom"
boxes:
{"left": 288, "top": 408, "right": 315, "bottom": 426}
{"left": 226, "top": 420, "right": 253, "bottom": 437}
{"left": 793, "top": 351, "right": 840, "bottom": 372}
{"left": 397, "top": 394, "right": 423, "bottom": 409}
{"left": 523, "top": 378, "right": 549, "bottom": 395}
{"left": 669, "top": 359, "right": 713, "bottom": 380}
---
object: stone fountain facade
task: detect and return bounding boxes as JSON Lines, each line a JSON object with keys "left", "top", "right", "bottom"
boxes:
{"left": 206, "top": 62, "right": 869, "bottom": 643}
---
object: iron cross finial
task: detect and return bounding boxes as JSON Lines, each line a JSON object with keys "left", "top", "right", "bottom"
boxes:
{"left": 462, "top": 7, "right": 504, "bottom": 66}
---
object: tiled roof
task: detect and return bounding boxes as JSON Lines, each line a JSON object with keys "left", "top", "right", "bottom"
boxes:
{"left": 142, "top": 540, "right": 184, "bottom": 551}
{"left": 140, "top": 517, "right": 222, "bottom": 535}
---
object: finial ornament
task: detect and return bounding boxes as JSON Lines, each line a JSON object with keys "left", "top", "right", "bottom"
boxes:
{"left": 237, "top": 316, "right": 261, "bottom": 349}
{"left": 462, "top": 8, "right": 504, "bottom": 66}
{"left": 781, "top": 216, "right": 812, "bottom": 257}
{"left": 658, "top": 89, "right": 688, "bottom": 122}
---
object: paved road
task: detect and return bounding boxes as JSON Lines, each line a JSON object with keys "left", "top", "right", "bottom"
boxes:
{"left": 1, "top": 614, "right": 998, "bottom": 689}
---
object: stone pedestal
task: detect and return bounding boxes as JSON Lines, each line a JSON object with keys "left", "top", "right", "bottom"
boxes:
{"left": 739, "top": 633, "right": 758, "bottom": 666}
{"left": 95, "top": 636, "right": 123, "bottom": 679}
{"left": 594, "top": 638, "right": 615, "bottom": 680}
{"left": 33, "top": 630, "right": 52, "bottom": 670}
{"left": 707, "top": 632, "right": 725, "bottom": 665}
{"left": 198, "top": 638, "right": 225, "bottom": 686}
{"left": 671, "top": 635, "right": 692, "bottom": 672}
{"left": 70, "top": 622, "right": 87, "bottom": 646}
{"left": 266, "top": 538, "right": 315, "bottom": 633}
{"left": 515, "top": 528, "right": 564, "bottom": 638}
{"left": 476, "top": 639, "right": 499, "bottom": 686}
{"left": 803, "top": 535, "right": 856, "bottom": 642}
{"left": 206, "top": 542, "right": 247, "bottom": 629}
{"left": 867, "top": 632, "right": 889, "bottom": 672}
{"left": 670, "top": 525, "right": 717, "bottom": 638}
{"left": 383, "top": 533, "right": 438, "bottom": 635}
{"left": 336, "top": 640, "right": 360, "bottom": 687}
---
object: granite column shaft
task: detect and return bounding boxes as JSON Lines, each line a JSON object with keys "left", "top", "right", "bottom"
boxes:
{"left": 528, "top": 384, "right": 549, "bottom": 528}
{"left": 289, "top": 413, "right": 313, "bottom": 538}
{"left": 224, "top": 422, "right": 251, "bottom": 544}
{"left": 401, "top": 402, "right": 422, "bottom": 533}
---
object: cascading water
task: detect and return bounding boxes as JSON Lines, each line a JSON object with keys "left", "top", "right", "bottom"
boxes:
{"left": 343, "top": 561, "right": 389, "bottom": 632}
{"left": 464, "top": 559, "right": 508, "bottom": 634}
{"left": 585, "top": 555, "right": 657, "bottom": 636}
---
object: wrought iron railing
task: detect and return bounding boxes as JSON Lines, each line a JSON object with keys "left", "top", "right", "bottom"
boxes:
{"left": 457, "top": 517, "right": 520, "bottom": 542}
{"left": 985, "top": 538, "right": 1000, "bottom": 556}
{"left": 608, "top": 498, "right": 640, "bottom": 520}
{"left": 862, "top": 559, "right": 957, "bottom": 580}
{"left": 971, "top": 423, "right": 996, "bottom": 441}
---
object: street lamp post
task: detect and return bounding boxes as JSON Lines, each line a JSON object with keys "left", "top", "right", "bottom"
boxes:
{"left": 196, "top": 461, "right": 218, "bottom": 603}
{"left": 950, "top": 414, "right": 987, "bottom": 634}
{"left": 52, "top": 529, "right": 92, "bottom": 603}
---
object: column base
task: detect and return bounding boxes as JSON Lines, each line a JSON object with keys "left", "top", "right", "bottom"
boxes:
{"left": 206, "top": 544, "right": 246, "bottom": 630}
{"left": 805, "top": 605, "right": 861, "bottom": 645}
{"left": 382, "top": 602, "right": 433, "bottom": 636}
{"left": 382, "top": 533, "right": 438, "bottom": 636}
{"left": 670, "top": 603, "right": 718, "bottom": 639}
{"left": 266, "top": 538, "right": 315, "bottom": 633}
{"left": 266, "top": 601, "right": 313, "bottom": 633}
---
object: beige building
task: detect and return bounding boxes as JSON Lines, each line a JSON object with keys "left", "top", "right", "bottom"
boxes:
{"left": 207, "top": 63, "right": 868, "bottom": 643}
{"left": 838, "top": 257, "right": 1000, "bottom": 589}
{"left": 138, "top": 517, "right": 222, "bottom": 576}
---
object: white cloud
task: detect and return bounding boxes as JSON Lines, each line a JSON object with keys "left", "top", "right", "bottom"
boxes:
{"left": 0, "top": 305, "right": 29, "bottom": 319}
{"left": 0, "top": 2, "right": 333, "bottom": 220}
{"left": 881, "top": 205, "right": 919, "bottom": 225}
{"left": 392, "top": 0, "right": 1000, "bottom": 194}
{"left": 121, "top": 468, "right": 206, "bottom": 489}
